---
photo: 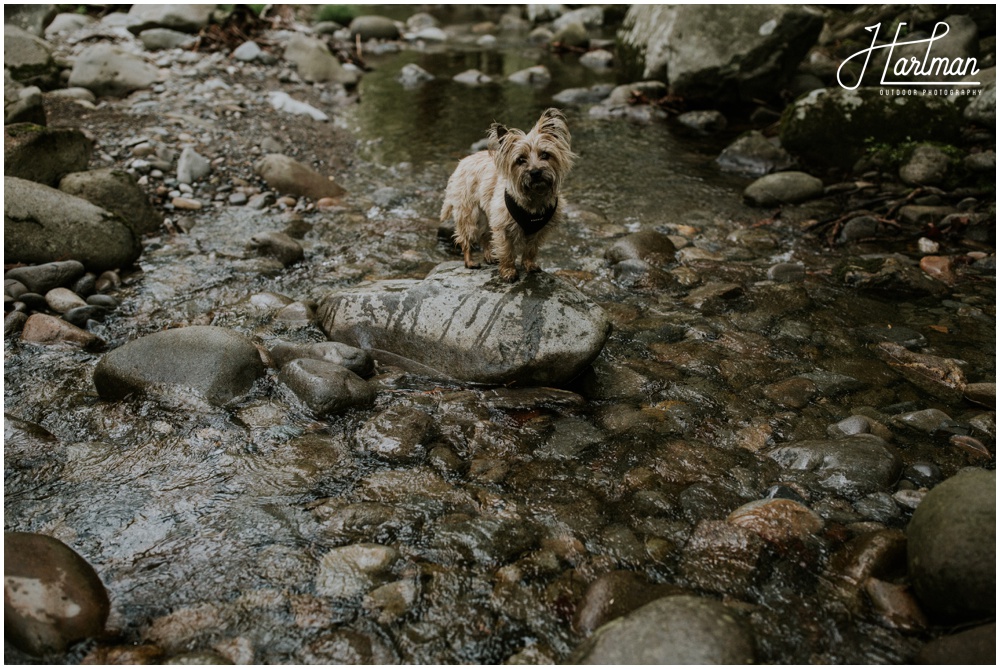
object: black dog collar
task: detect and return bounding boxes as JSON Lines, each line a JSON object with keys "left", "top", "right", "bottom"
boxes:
{"left": 504, "top": 190, "right": 557, "bottom": 236}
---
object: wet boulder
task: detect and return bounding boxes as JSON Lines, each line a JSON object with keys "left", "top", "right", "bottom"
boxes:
{"left": 277, "top": 358, "right": 375, "bottom": 416}
{"left": 605, "top": 230, "right": 677, "bottom": 265}
{"left": 283, "top": 33, "right": 358, "bottom": 85}
{"left": 743, "top": 171, "right": 824, "bottom": 206}
{"left": 5, "top": 124, "right": 93, "bottom": 187}
{"left": 717, "top": 131, "right": 794, "bottom": 176}
{"left": 246, "top": 231, "right": 304, "bottom": 267}
{"left": 93, "top": 325, "right": 266, "bottom": 405}
{"left": 899, "top": 144, "right": 952, "bottom": 186}
{"left": 253, "top": 154, "right": 346, "bottom": 200}
{"left": 4, "top": 532, "right": 110, "bottom": 656}
{"left": 907, "top": 469, "right": 995, "bottom": 623}
{"left": 68, "top": 43, "right": 159, "bottom": 98}
{"left": 619, "top": 5, "right": 822, "bottom": 102}
{"left": 59, "top": 168, "right": 163, "bottom": 237}
{"left": 780, "top": 88, "right": 961, "bottom": 168}
{"left": 766, "top": 434, "right": 902, "bottom": 499}
{"left": 317, "top": 262, "right": 611, "bottom": 386}
{"left": 5, "top": 177, "right": 140, "bottom": 272}
{"left": 571, "top": 595, "right": 755, "bottom": 664}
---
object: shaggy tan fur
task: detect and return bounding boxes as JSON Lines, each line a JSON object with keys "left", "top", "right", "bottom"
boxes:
{"left": 440, "top": 108, "right": 574, "bottom": 282}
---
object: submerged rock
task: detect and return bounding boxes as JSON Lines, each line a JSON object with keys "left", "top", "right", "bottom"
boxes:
{"left": 270, "top": 340, "right": 374, "bottom": 377}
{"left": 93, "top": 325, "right": 265, "bottom": 405}
{"left": 4, "top": 532, "right": 110, "bottom": 657}
{"left": 907, "top": 469, "right": 995, "bottom": 623}
{"left": 717, "top": 130, "right": 794, "bottom": 176}
{"left": 317, "top": 262, "right": 611, "bottom": 386}
{"left": 278, "top": 358, "right": 375, "bottom": 416}
{"left": 767, "top": 434, "right": 902, "bottom": 499}
{"left": 571, "top": 595, "right": 755, "bottom": 664}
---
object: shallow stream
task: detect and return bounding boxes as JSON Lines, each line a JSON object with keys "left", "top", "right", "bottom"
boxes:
{"left": 5, "top": 33, "right": 995, "bottom": 664}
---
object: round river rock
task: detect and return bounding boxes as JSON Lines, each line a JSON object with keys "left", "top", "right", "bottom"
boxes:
{"left": 93, "top": 325, "right": 265, "bottom": 405}
{"left": 317, "top": 262, "right": 611, "bottom": 386}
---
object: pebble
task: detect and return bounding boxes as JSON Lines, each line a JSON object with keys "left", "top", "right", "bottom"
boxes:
{"left": 827, "top": 415, "right": 871, "bottom": 438}
{"left": 6, "top": 260, "right": 86, "bottom": 294}
{"left": 21, "top": 313, "right": 100, "bottom": 347}
{"left": 232, "top": 40, "right": 262, "bottom": 62}
{"left": 766, "top": 262, "right": 806, "bottom": 282}
{"left": 177, "top": 146, "right": 211, "bottom": 184}
{"left": 579, "top": 48, "right": 614, "bottom": 71}
{"left": 4, "top": 311, "right": 28, "bottom": 336}
{"left": 95, "top": 270, "right": 121, "bottom": 293}
{"left": 727, "top": 498, "right": 824, "bottom": 546}
{"left": 86, "top": 294, "right": 118, "bottom": 309}
{"left": 676, "top": 109, "right": 727, "bottom": 133}
{"left": 228, "top": 192, "right": 249, "bottom": 206}
{"left": 5, "top": 279, "right": 28, "bottom": 299}
{"left": 4, "top": 532, "right": 110, "bottom": 656}
{"left": 743, "top": 171, "right": 824, "bottom": 206}
{"left": 172, "top": 196, "right": 203, "bottom": 210}
{"left": 44, "top": 287, "right": 87, "bottom": 313}
{"left": 453, "top": 69, "right": 492, "bottom": 86}
{"left": 63, "top": 305, "right": 109, "bottom": 327}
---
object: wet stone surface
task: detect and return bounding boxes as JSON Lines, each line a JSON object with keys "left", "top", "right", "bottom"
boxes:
{"left": 3, "top": 3, "right": 996, "bottom": 666}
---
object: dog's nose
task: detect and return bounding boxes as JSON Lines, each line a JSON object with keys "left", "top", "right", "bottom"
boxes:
{"left": 529, "top": 168, "right": 543, "bottom": 180}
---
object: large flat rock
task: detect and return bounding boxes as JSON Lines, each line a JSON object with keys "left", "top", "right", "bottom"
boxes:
{"left": 317, "top": 262, "right": 611, "bottom": 386}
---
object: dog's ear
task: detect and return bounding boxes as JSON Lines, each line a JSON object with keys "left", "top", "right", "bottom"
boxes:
{"left": 535, "top": 108, "right": 570, "bottom": 144}
{"left": 487, "top": 122, "right": 509, "bottom": 153}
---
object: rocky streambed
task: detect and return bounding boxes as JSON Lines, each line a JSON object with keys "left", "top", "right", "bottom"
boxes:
{"left": 4, "top": 4, "right": 996, "bottom": 665}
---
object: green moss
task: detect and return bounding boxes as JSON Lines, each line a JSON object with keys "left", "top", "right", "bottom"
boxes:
{"left": 315, "top": 5, "right": 360, "bottom": 25}
{"left": 5, "top": 123, "right": 46, "bottom": 137}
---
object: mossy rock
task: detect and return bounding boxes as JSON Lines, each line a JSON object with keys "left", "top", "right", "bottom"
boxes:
{"left": 780, "top": 87, "right": 961, "bottom": 169}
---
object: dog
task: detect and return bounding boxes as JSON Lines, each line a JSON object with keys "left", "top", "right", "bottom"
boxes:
{"left": 440, "top": 108, "right": 574, "bottom": 282}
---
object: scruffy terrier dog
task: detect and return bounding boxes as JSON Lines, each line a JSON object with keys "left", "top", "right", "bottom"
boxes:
{"left": 440, "top": 108, "right": 574, "bottom": 282}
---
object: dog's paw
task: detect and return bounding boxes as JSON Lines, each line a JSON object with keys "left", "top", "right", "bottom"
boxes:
{"left": 523, "top": 261, "right": 542, "bottom": 273}
{"left": 484, "top": 254, "right": 499, "bottom": 265}
{"left": 464, "top": 260, "right": 482, "bottom": 269}
{"left": 499, "top": 267, "right": 519, "bottom": 283}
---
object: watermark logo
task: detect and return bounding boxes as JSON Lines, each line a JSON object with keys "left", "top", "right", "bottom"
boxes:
{"left": 837, "top": 21, "right": 981, "bottom": 90}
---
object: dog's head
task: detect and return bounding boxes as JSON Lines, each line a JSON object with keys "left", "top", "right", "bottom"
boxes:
{"left": 488, "top": 108, "right": 574, "bottom": 204}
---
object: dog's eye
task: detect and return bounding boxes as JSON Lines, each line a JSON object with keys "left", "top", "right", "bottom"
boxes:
{"left": 539, "top": 151, "right": 550, "bottom": 161}
{"left": 515, "top": 157, "right": 527, "bottom": 165}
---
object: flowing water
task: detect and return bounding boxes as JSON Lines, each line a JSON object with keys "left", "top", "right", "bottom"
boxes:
{"left": 5, "top": 34, "right": 995, "bottom": 664}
